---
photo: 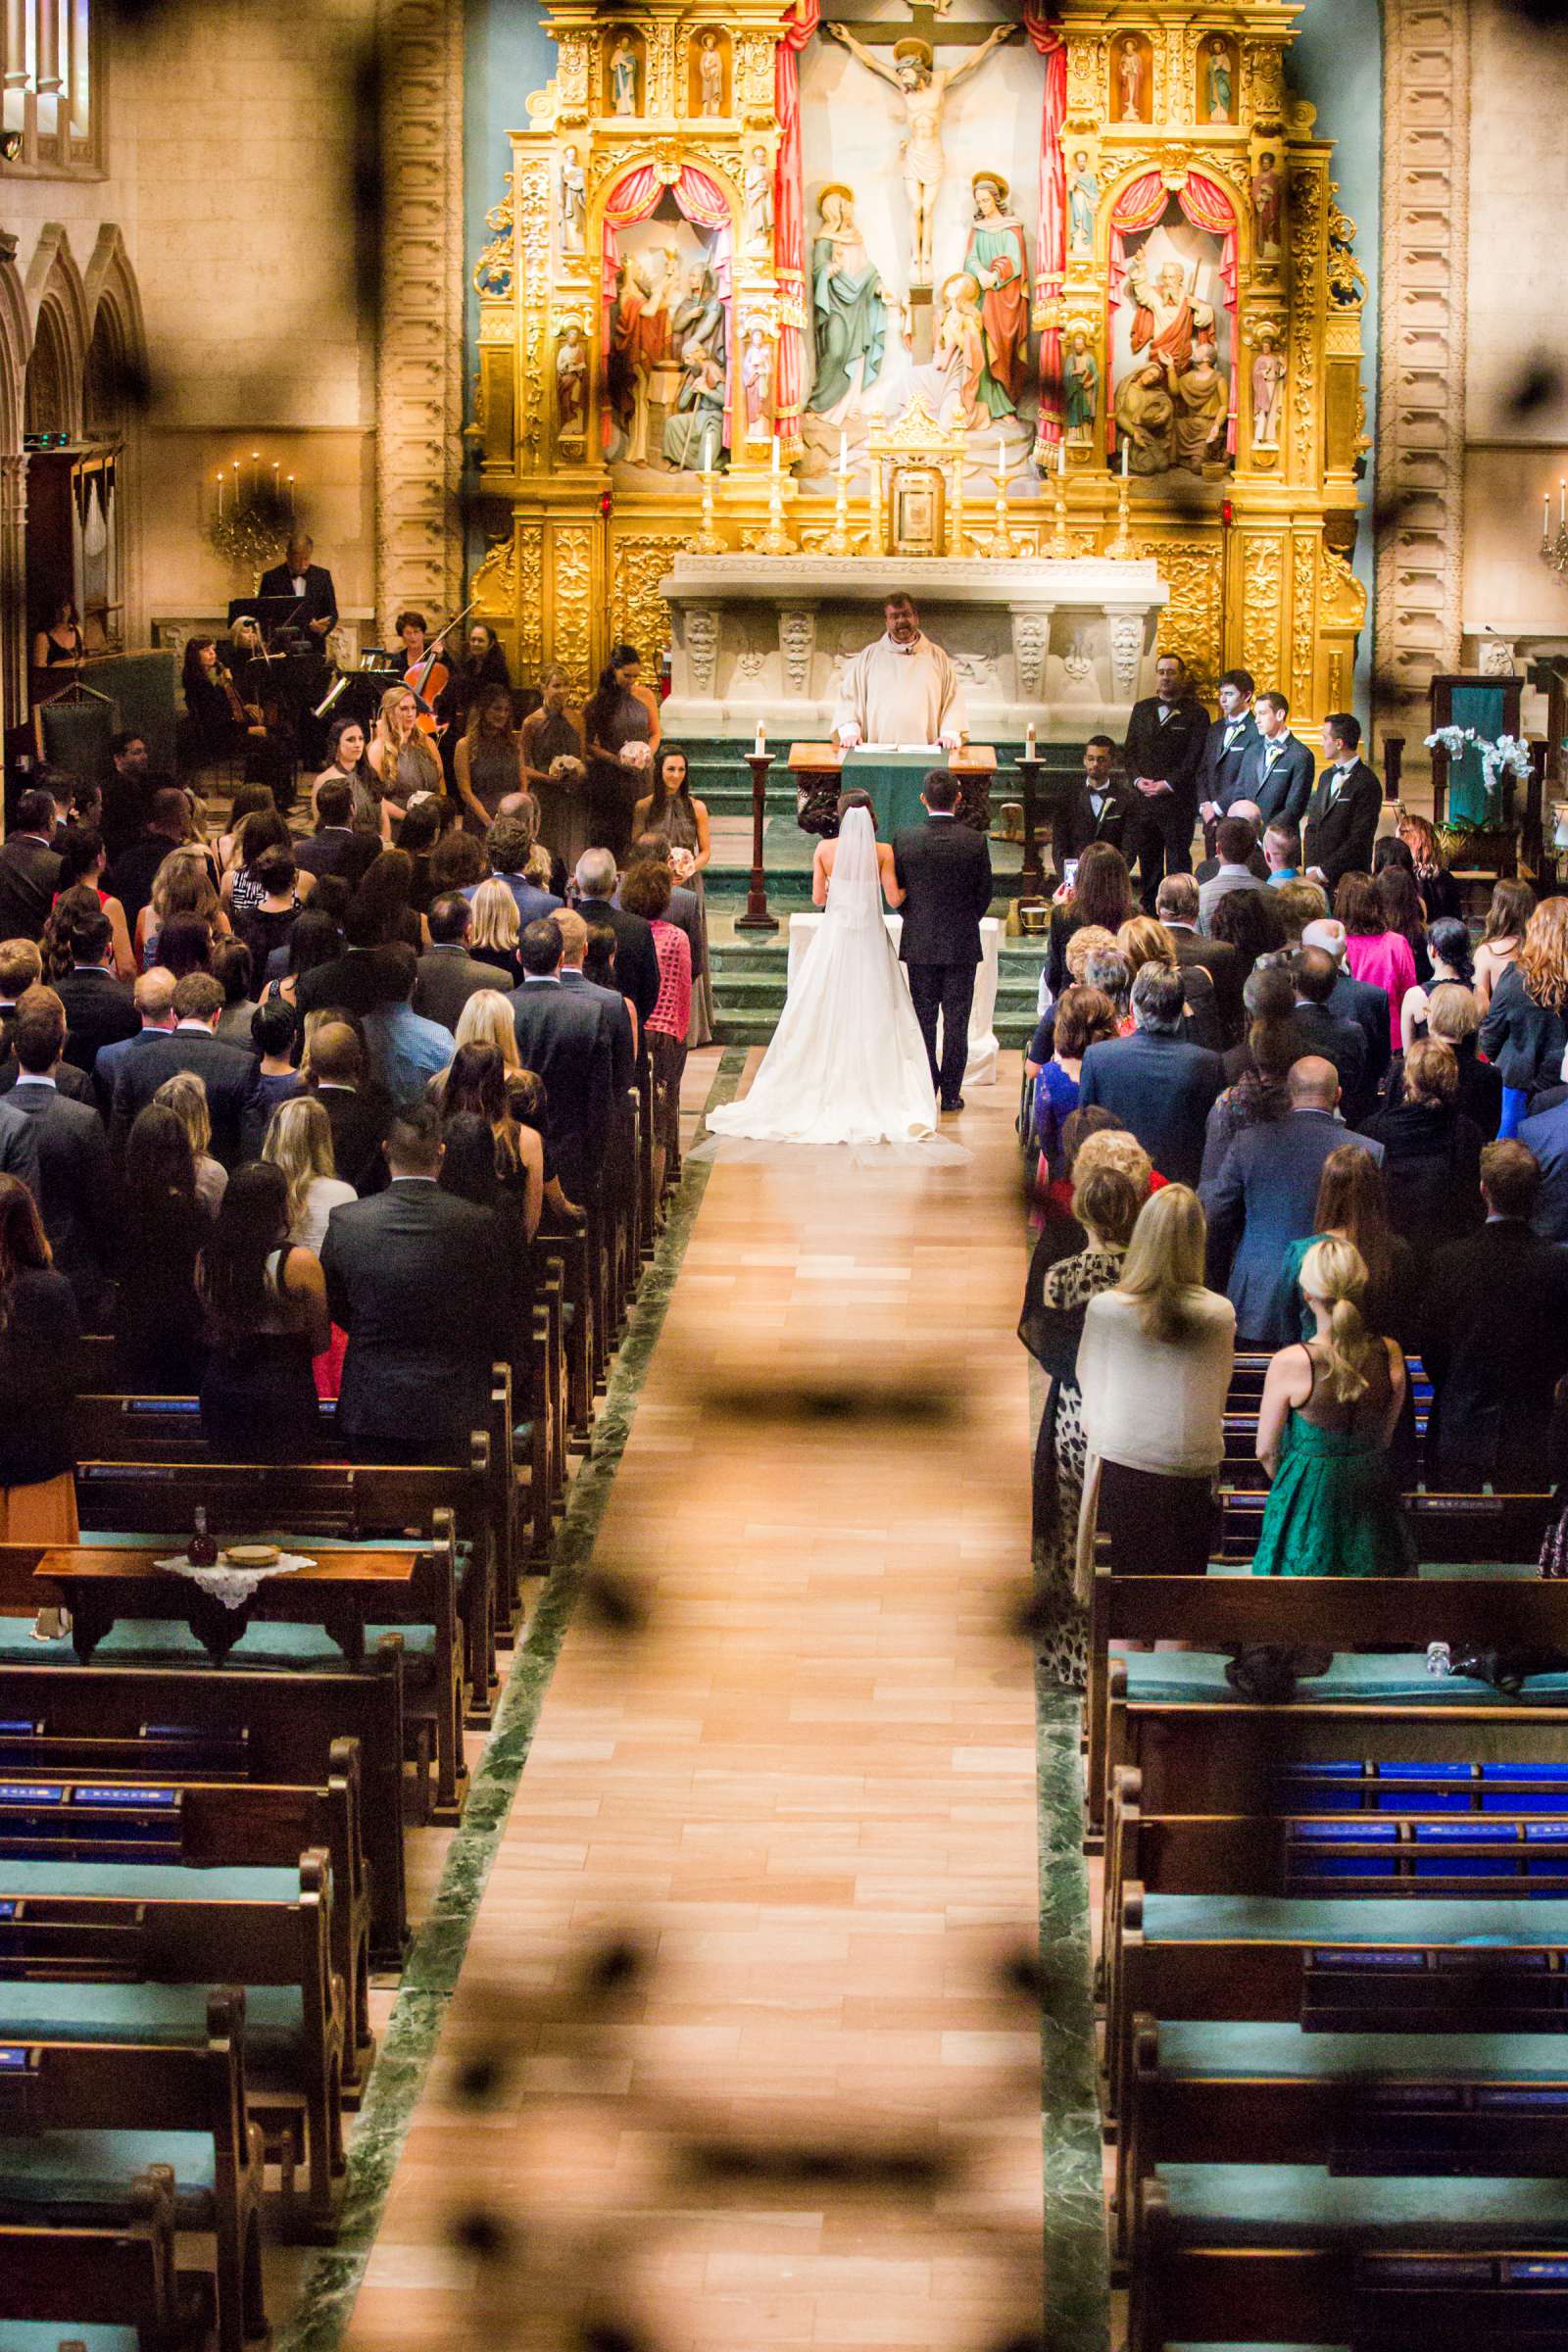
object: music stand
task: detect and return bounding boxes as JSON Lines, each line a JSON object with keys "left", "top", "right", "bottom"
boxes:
{"left": 239, "top": 594, "right": 320, "bottom": 653}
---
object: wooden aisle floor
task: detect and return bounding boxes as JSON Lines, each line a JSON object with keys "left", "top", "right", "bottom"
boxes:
{"left": 344, "top": 1059, "right": 1041, "bottom": 2352}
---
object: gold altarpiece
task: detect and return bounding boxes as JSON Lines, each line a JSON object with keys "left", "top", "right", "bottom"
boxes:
{"left": 466, "top": 0, "right": 1368, "bottom": 716}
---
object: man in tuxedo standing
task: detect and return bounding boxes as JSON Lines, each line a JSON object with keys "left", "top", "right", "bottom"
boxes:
{"left": 1303, "top": 711, "right": 1382, "bottom": 893}
{"left": 1123, "top": 652, "right": 1208, "bottom": 910}
{"left": 258, "top": 532, "right": 338, "bottom": 639}
{"left": 1195, "top": 666, "right": 1260, "bottom": 843}
{"left": 1242, "top": 690, "right": 1316, "bottom": 831}
{"left": 1050, "top": 735, "right": 1134, "bottom": 882}
{"left": 892, "top": 769, "right": 994, "bottom": 1116}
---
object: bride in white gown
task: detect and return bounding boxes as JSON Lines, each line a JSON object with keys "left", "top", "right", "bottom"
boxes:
{"left": 706, "top": 804, "right": 941, "bottom": 1146}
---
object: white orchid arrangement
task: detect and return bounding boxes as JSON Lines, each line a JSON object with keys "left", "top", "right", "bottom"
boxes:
{"left": 1423, "top": 724, "right": 1534, "bottom": 827}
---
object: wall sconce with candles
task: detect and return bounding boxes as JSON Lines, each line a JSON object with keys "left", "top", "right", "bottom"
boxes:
{"left": 206, "top": 450, "right": 304, "bottom": 585}
{"left": 1541, "top": 476, "right": 1568, "bottom": 587}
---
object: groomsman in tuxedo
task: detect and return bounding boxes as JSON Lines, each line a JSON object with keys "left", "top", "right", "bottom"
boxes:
{"left": 1242, "top": 689, "right": 1315, "bottom": 831}
{"left": 1303, "top": 711, "right": 1382, "bottom": 893}
{"left": 1050, "top": 734, "right": 1134, "bottom": 881}
{"left": 1123, "top": 652, "right": 1208, "bottom": 910}
{"left": 1195, "top": 667, "right": 1260, "bottom": 844}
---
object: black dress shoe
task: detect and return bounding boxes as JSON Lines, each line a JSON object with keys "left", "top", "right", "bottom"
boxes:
{"left": 940, "top": 1096, "right": 965, "bottom": 1114}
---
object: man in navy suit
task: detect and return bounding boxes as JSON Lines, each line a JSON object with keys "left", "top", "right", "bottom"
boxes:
{"left": 506, "top": 919, "right": 613, "bottom": 1203}
{"left": 1241, "top": 690, "right": 1316, "bottom": 831}
{"left": 106, "top": 971, "right": 258, "bottom": 1165}
{"left": 1200, "top": 1055, "right": 1384, "bottom": 1345}
{"left": 1077, "top": 961, "right": 1224, "bottom": 1185}
{"left": 1195, "top": 667, "right": 1260, "bottom": 840}
{"left": 892, "top": 769, "right": 994, "bottom": 1115}
{"left": 0, "top": 988, "right": 117, "bottom": 1323}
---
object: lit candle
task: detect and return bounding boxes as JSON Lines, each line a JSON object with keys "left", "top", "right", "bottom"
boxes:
{"left": 1121, "top": 439, "right": 1130, "bottom": 480}
{"left": 286, "top": 474, "right": 295, "bottom": 517}
{"left": 1057, "top": 438, "right": 1066, "bottom": 478}
{"left": 1547, "top": 493, "right": 1553, "bottom": 539}
{"left": 755, "top": 722, "right": 766, "bottom": 754}
{"left": 1561, "top": 478, "right": 1566, "bottom": 529}
{"left": 997, "top": 432, "right": 1005, "bottom": 478}
{"left": 771, "top": 434, "right": 780, "bottom": 475}
{"left": 1025, "top": 721, "right": 1037, "bottom": 759}
{"left": 251, "top": 451, "right": 260, "bottom": 496}
{"left": 271, "top": 463, "right": 280, "bottom": 496}
{"left": 216, "top": 471, "right": 223, "bottom": 520}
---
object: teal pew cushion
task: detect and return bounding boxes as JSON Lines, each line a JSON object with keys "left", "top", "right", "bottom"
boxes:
{"left": 1155, "top": 2021, "right": 1568, "bottom": 2081}
{"left": 0, "top": 1983, "right": 304, "bottom": 2073}
{"left": 0, "top": 2128, "right": 216, "bottom": 2216}
{"left": 0, "top": 1614, "right": 435, "bottom": 1667}
{"left": 1158, "top": 2162, "right": 1568, "bottom": 2244}
{"left": 1142, "top": 1893, "right": 1568, "bottom": 1944}
{"left": 1121, "top": 1649, "right": 1568, "bottom": 1705}
{"left": 0, "top": 2331, "right": 140, "bottom": 2351}
{"left": 0, "top": 1859, "right": 294, "bottom": 1902}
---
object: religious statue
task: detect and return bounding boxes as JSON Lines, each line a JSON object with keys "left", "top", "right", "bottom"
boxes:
{"left": 662, "top": 354, "right": 726, "bottom": 472}
{"left": 744, "top": 145, "right": 774, "bottom": 256}
{"left": 1117, "top": 36, "right": 1148, "bottom": 122}
{"left": 556, "top": 324, "right": 588, "bottom": 442}
{"left": 1203, "top": 38, "right": 1235, "bottom": 123}
{"left": 1063, "top": 330, "right": 1099, "bottom": 446}
{"left": 1067, "top": 151, "right": 1098, "bottom": 261}
{"left": 1250, "top": 334, "right": 1285, "bottom": 448}
{"left": 1171, "top": 340, "right": 1229, "bottom": 473}
{"left": 559, "top": 145, "right": 586, "bottom": 259}
{"left": 742, "top": 326, "right": 772, "bottom": 440}
{"left": 821, "top": 19, "right": 1018, "bottom": 284}
{"left": 937, "top": 274, "right": 987, "bottom": 428}
{"left": 610, "top": 33, "right": 639, "bottom": 117}
{"left": 670, "top": 263, "right": 723, "bottom": 368}
{"left": 697, "top": 30, "right": 724, "bottom": 118}
{"left": 1252, "top": 152, "right": 1284, "bottom": 261}
{"left": 961, "top": 172, "right": 1030, "bottom": 417}
{"left": 1127, "top": 250, "right": 1216, "bottom": 375}
{"left": 1113, "top": 362, "right": 1175, "bottom": 474}
{"left": 610, "top": 244, "right": 674, "bottom": 464}
{"left": 807, "top": 184, "right": 890, "bottom": 416}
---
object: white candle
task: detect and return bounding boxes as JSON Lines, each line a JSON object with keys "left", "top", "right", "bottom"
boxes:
{"left": 1547, "top": 493, "right": 1553, "bottom": 538}
{"left": 755, "top": 722, "right": 766, "bottom": 754}
{"left": 286, "top": 474, "right": 295, "bottom": 517}
{"left": 1058, "top": 439, "right": 1066, "bottom": 478}
{"left": 997, "top": 433, "right": 1005, "bottom": 477}
{"left": 1560, "top": 478, "right": 1566, "bottom": 529}
{"left": 771, "top": 434, "right": 780, "bottom": 475}
{"left": 1026, "top": 722, "right": 1037, "bottom": 758}
{"left": 838, "top": 429, "right": 848, "bottom": 475}
{"left": 1121, "top": 439, "right": 1130, "bottom": 480}
{"left": 216, "top": 472, "right": 223, "bottom": 520}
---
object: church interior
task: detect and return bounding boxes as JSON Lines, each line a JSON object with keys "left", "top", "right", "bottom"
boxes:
{"left": 2, "top": 0, "right": 1568, "bottom": 2347}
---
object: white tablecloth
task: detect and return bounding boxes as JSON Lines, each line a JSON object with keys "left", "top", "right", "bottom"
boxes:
{"left": 785, "top": 913, "right": 1002, "bottom": 1086}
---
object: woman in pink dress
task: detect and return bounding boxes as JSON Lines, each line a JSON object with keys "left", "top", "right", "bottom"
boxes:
{"left": 1336, "top": 871, "right": 1417, "bottom": 1054}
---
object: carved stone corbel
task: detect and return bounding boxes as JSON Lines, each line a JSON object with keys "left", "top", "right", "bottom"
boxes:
{"left": 777, "top": 603, "right": 818, "bottom": 697}
{"left": 1009, "top": 605, "right": 1053, "bottom": 702}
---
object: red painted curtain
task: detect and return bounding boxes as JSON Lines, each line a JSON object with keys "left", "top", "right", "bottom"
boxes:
{"left": 1023, "top": 3, "right": 1065, "bottom": 459}
{"left": 1106, "top": 168, "right": 1239, "bottom": 455}
{"left": 773, "top": 0, "right": 820, "bottom": 458}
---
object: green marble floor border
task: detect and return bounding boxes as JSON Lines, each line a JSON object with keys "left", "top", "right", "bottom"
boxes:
{"left": 277, "top": 1048, "right": 750, "bottom": 2352}
{"left": 1031, "top": 1369, "right": 1113, "bottom": 2352}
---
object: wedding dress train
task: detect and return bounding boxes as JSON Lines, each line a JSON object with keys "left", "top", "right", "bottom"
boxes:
{"left": 705, "top": 807, "right": 941, "bottom": 1147}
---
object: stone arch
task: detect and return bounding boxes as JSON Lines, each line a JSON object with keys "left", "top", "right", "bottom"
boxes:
{"left": 23, "top": 225, "right": 89, "bottom": 439}
{"left": 82, "top": 224, "right": 148, "bottom": 435}
{"left": 0, "top": 235, "right": 33, "bottom": 459}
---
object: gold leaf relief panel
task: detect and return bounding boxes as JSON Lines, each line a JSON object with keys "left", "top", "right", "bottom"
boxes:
{"left": 552, "top": 524, "right": 597, "bottom": 699}
{"left": 1288, "top": 168, "right": 1322, "bottom": 481}
{"left": 1241, "top": 535, "right": 1284, "bottom": 688}
{"left": 516, "top": 526, "right": 545, "bottom": 677}
{"left": 1291, "top": 534, "right": 1316, "bottom": 712}
{"left": 611, "top": 533, "right": 689, "bottom": 667}
{"left": 1138, "top": 538, "right": 1223, "bottom": 700}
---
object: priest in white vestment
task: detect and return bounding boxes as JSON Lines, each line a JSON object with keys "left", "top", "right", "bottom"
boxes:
{"left": 833, "top": 594, "right": 967, "bottom": 751}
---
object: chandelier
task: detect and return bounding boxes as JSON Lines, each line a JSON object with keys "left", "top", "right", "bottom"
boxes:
{"left": 1543, "top": 479, "right": 1568, "bottom": 585}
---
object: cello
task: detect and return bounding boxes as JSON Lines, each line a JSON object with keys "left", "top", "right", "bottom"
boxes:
{"left": 404, "top": 595, "right": 481, "bottom": 740}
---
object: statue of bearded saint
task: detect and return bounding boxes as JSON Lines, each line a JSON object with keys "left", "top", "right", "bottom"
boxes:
{"left": 1127, "top": 249, "right": 1216, "bottom": 375}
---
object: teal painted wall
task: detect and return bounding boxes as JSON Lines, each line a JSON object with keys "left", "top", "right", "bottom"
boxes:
{"left": 462, "top": 0, "right": 1383, "bottom": 710}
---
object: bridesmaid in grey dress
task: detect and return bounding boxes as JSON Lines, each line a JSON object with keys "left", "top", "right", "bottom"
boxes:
{"left": 633, "top": 743, "right": 714, "bottom": 1048}
{"left": 521, "top": 667, "right": 591, "bottom": 874}
{"left": 583, "top": 643, "right": 660, "bottom": 863}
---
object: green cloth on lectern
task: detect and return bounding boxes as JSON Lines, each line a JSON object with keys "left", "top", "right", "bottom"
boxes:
{"left": 841, "top": 752, "right": 950, "bottom": 837}
{"left": 1448, "top": 682, "right": 1508, "bottom": 828}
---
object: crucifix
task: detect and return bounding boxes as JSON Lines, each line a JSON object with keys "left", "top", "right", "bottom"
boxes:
{"left": 821, "top": 3, "right": 1019, "bottom": 286}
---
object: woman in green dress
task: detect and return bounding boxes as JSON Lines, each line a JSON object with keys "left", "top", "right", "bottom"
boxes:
{"left": 1252, "top": 1236, "right": 1415, "bottom": 1578}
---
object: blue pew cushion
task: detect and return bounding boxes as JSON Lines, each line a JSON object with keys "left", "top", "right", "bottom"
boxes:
{"left": 0, "top": 1859, "right": 295, "bottom": 1903}
{"left": 0, "top": 1983, "right": 305, "bottom": 2073}
{"left": 0, "top": 2128, "right": 217, "bottom": 2217}
{"left": 1141, "top": 1893, "right": 1568, "bottom": 1945}
{"left": 1157, "top": 2163, "right": 1568, "bottom": 2244}
{"left": 1154, "top": 2021, "right": 1568, "bottom": 2081}
{"left": 1121, "top": 1650, "right": 1568, "bottom": 1706}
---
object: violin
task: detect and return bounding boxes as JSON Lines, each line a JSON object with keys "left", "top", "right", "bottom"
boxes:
{"left": 217, "top": 662, "right": 254, "bottom": 730}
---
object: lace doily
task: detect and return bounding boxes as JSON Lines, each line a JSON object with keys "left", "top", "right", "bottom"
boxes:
{"left": 154, "top": 1550, "right": 312, "bottom": 1609}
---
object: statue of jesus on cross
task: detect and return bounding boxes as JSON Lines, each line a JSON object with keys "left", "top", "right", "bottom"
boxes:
{"left": 823, "top": 17, "right": 1017, "bottom": 283}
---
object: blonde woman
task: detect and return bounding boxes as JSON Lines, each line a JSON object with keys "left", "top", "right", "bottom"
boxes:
{"left": 262, "top": 1095, "right": 356, "bottom": 1254}
{"left": 368, "top": 683, "right": 443, "bottom": 814}
{"left": 1479, "top": 891, "right": 1568, "bottom": 1129}
{"left": 1252, "top": 1235, "right": 1412, "bottom": 1577}
{"left": 136, "top": 844, "right": 232, "bottom": 968}
{"left": 1075, "top": 1183, "right": 1235, "bottom": 1583}
{"left": 1022, "top": 1140, "right": 1150, "bottom": 1690}
{"left": 153, "top": 1070, "right": 227, "bottom": 1220}
{"left": 466, "top": 875, "right": 523, "bottom": 986}
{"left": 1117, "top": 910, "right": 1220, "bottom": 1050}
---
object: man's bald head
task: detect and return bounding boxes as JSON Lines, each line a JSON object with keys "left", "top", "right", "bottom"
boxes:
{"left": 1288, "top": 1054, "right": 1340, "bottom": 1111}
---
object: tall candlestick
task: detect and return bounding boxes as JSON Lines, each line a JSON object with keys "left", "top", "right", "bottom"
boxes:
{"left": 1561, "top": 478, "right": 1566, "bottom": 529}
{"left": 251, "top": 451, "right": 260, "bottom": 497}
{"left": 271, "top": 463, "right": 280, "bottom": 494}
{"left": 1547, "top": 493, "right": 1553, "bottom": 541}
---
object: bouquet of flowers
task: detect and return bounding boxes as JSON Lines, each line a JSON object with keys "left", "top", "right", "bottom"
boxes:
{"left": 668, "top": 845, "right": 697, "bottom": 884}
{"left": 620, "top": 740, "right": 655, "bottom": 775}
{"left": 549, "top": 754, "right": 586, "bottom": 785}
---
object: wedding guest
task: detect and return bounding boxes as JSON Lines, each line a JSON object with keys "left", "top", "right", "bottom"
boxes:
{"left": 1398, "top": 916, "right": 1474, "bottom": 1052}
{"left": 412, "top": 892, "right": 499, "bottom": 1031}
{"left": 1155, "top": 871, "right": 1244, "bottom": 1044}
{"left": 114, "top": 1103, "right": 208, "bottom": 1390}
{"left": 619, "top": 859, "right": 692, "bottom": 1201}
{"left": 47, "top": 897, "right": 138, "bottom": 1073}
{"left": 1199, "top": 967, "right": 1301, "bottom": 1183}
{"left": 1361, "top": 1037, "right": 1484, "bottom": 1271}
{"left": 1300, "top": 916, "right": 1392, "bottom": 1105}
{"left": 1479, "top": 893, "right": 1568, "bottom": 1132}
{"left": 583, "top": 642, "right": 660, "bottom": 860}
{"left": 1417, "top": 981, "right": 1501, "bottom": 1137}
{"left": 263, "top": 1093, "right": 358, "bottom": 1254}
{"left": 93, "top": 965, "right": 177, "bottom": 1112}
{"left": 1336, "top": 871, "right": 1416, "bottom": 1053}
{"left": 1046, "top": 841, "right": 1134, "bottom": 999}
{"left": 316, "top": 715, "right": 388, "bottom": 840}
{"left": 108, "top": 788, "right": 192, "bottom": 939}
{"left": 1273, "top": 1144, "right": 1419, "bottom": 1353}
{"left": 135, "top": 842, "right": 228, "bottom": 970}
{"left": 0, "top": 788, "right": 64, "bottom": 940}
{"left": 436, "top": 1044, "right": 544, "bottom": 1245}
{"left": 1116, "top": 912, "right": 1220, "bottom": 1049}
{"left": 212, "top": 940, "right": 259, "bottom": 1049}
{"left": 234, "top": 848, "right": 306, "bottom": 979}
{"left": 1290, "top": 946, "right": 1369, "bottom": 1117}
{"left": 198, "top": 1160, "right": 329, "bottom": 1458}
{"left": 0, "top": 1173, "right": 83, "bottom": 1544}
{"left": 296, "top": 776, "right": 381, "bottom": 890}
{"left": 1206, "top": 877, "right": 1287, "bottom": 993}
{"left": 468, "top": 813, "right": 561, "bottom": 929}
{"left": 0, "top": 988, "right": 116, "bottom": 1325}
{"left": 1473, "top": 876, "right": 1534, "bottom": 1015}
{"left": 1198, "top": 815, "right": 1270, "bottom": 934}
{"left": 1029, "top": 985, "right": 1118, "bottom": 1182}
{"left": 1396, "top": 810, "right": 1461, "bottom": 922}
{"left": 1274, "top": 877, "right": 1329, "bottom": 946}
{"left": 52, "top": 826, "right": 135, "bottom": 979}
{"left": 466, "top": 876, "right": 525, "bottom": 987}
{"left": 633, "top": 745, "right": 713, "bottom": 1047}
{"left": 574, "top": 847, "right": 660, "bottom": 1029}
{"left": 1022, "top": 1153, "right": 1146, "bottom": 1690}
{"left": 1076, "top": 1184, "right": 1235, "bottom": 1579}
{"left": 108, "top": 971, "right": 258, "bottom": 1165}
{"left": 153, "top": 1069, "right": 228, "bottom": 1220}
{"left": 1077, "top": 962, "right": 1224, "bottom": 1186}
{"left": 240, "top": 997, "right": 305, "bottom": 1154}
{"left": 300, "top": 1020, "right": 391, "bottom": 1196}
{"left": 1252, "top": 1236, "right": 1413, "bottom": 1578}
{"left": 1374, "top": 860, "right": 1432, "bottom": 984}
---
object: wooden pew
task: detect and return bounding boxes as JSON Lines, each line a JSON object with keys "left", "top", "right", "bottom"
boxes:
{"left": 0, "top": 1646, "right": 408, "bottom": 1968}
{"left": 0, "top": 1854, "right": 345, "bottom": 2236}
{"left": 1087, "top": 1566, "right": 1568, "bottom": 1839}
{"left": 0, "top": 1991, "right": 266, "bottom": 2352}
{"left": 0, "top": 1742, "right": 373, "bottom": 2080}
{"left": 0, "top": 2175, "right": 211, "bottom": 2347}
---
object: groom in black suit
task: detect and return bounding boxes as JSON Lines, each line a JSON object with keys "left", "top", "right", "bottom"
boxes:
{"left": 892, "top": 770, "right": 994, "bottom": 1116}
